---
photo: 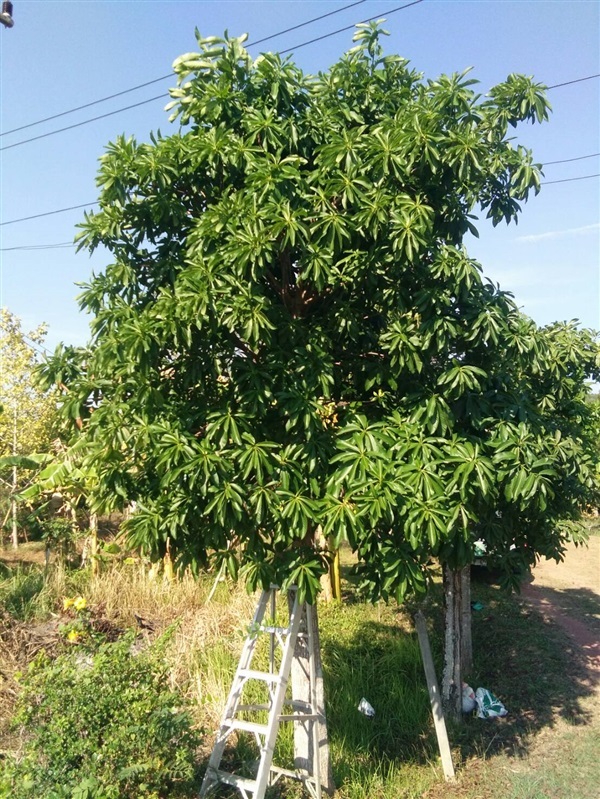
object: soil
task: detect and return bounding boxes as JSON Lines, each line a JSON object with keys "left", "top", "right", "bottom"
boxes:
{"left": 520, "top": 537, "right": 600, "bottom": 674}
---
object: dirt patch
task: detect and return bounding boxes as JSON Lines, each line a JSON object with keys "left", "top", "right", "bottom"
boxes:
{"left": 521, "top": 537, "right": 600, "bottom": 675}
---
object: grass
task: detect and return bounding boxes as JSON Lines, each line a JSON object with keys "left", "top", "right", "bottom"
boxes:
{"left": 0, "top": 542, "right": 598, "bottom": 798}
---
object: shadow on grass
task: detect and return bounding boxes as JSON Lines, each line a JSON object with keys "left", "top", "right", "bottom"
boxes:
{"left": 194, "top": 574, "right": 598, "bottom": 796}
{"left": 324, "top": 573, "right": 598, "bottom": 778}
{"left": 446, "top": 576, "right": 599, "bottom": 765}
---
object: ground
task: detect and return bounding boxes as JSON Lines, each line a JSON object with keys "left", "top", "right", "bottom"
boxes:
{"left": 426, "top": 533, "right": 600, "bottom": 799}
{"left": 521, "top": 537, "right": 599, "bottom": 673}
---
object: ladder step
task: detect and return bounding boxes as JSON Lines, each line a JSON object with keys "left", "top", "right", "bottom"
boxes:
{"left": 239, "top": 668, "right": 285, "bottom": 683}
{"left": 224, "top": 719, "right": 269, "bottom": 735}
{"left": 259, "top": 624, "right": 290, "bottom": 635}
{"left": 213, "top": 769, "right": 257, "bottom": 793}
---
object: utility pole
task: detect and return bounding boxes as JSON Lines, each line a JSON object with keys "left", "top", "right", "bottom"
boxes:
{"left": 0, "top": 2, "right": 14, "bottom": 29}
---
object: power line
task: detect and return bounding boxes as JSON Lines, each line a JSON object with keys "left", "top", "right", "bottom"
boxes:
{"left": 0, "top": 203, "right": 97, "bottom": 227}
{"left": 0, "top": 94, "right": 166, "bottom": 152}
{"left": 0, "top": 76, "right": 174, "bottom": 138}
{"left": 542, "top": 173, "right": 600, "bottom": 185}
{"left": 547, "top": 73, "right": 600, "bottom": 89}
{"left": 21, "top": 333, "right": 52, "bottom": 357}
{"left": 1, "top": 4, "right": 596, "bottom": 158}
{"left": 0, "top": 242, "right": 75, "bottom": 251}
{"left": 543, "top": 152, "right": 600, "bottom": 165}
{"left": 2, "top": 169, "right": 597, "bottom": 233}
{"left": 0, "top": 0, "right": 369, "bottom": 139}
{"left": 279, "top": 0, "right": 425, "bottom": 54}
{"left": 0, "top": 2, "right": 424, "bottom": 153}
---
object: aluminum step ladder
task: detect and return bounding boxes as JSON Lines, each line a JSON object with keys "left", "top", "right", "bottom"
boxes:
{"left": 199, "top": 586, "right": 322, "bottom": 799}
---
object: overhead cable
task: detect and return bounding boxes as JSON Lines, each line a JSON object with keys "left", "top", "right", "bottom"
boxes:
{"left": 2, "top": 169, "right": 598, "bottom": 231}
{"left": 0, "top": 0, "right": 369, "bottom": 138}
{"left": 542, "top": 173, "right": 600, "bottom": 185}
{"left": 0, "top": 242, "right": 75, "bottom": 251}
{"left": 547, "top": 73, "right": 600, "bottom": 89}
{"left": 0, "top": 1, "right": 424, "bottom": 152}
{"left": 0, "top": 94, "right": 166, "bottom": 152}
{"left": 543, "top": 152, "right": 599, "bottom": 165}
{"left": 279, "top": 0, "right": 425, "bottom": 54}
{"left": 0, "top": 203, "right": 98, "bottom": 226}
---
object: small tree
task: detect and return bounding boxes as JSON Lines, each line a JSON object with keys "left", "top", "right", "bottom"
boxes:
{"left": 41, "top": 22, "right": 599, "bottom": 762}
{"left": 0, "top": 310, "right": 59, "bottom": 547}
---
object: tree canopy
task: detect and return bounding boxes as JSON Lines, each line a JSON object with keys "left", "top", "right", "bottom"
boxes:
{"left": 0, "top": 309, "right": 58, "bottom": 460}
{"left": 41, "top": 25, "right": 600, "bottom": 601}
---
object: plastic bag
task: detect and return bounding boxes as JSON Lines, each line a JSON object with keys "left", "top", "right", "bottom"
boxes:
{"left": 462, "top": 683, "right": 477, "bottom": 714}
{"left": 475, "top": 687, "right": 507, "bottom": 718}
{"left": 357, "top": 697, "right": 375, "bottom": 717}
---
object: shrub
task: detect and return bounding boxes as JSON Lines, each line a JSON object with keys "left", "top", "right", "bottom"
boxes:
{"left": 1, "top": 633, "right": 200, "bottom": 799}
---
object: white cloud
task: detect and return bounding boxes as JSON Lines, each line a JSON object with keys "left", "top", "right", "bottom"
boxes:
{"left": 516, "top": 223, "right": 600, "bottom": 243}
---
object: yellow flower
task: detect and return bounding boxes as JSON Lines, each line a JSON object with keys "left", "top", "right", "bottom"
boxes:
{"left": 63, "top": 597, "right": 75, "bottom": 611}
{"left": 67, "top": 629, "right": 80, "bottom": 643}
{"left": 73, "top": 596, "right": 87, "bottom": 612}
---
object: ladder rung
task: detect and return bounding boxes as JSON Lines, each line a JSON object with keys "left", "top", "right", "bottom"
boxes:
{"left": 225, "top": 719, "right": 269, "bottom": 735}
{"left": 214, "top": 769, "right": 257, "bottom": 793}
{"left": 239, "top": 668, "right": 284, "bottom": 683}
{"left": 259, "top": 624, "right": 290, "bottom": 635}
{"left": 270, "top": 765, "right": 314, "bottom": 781}
{"left": 237, "top": 703, "right": 270, "bottom": 712}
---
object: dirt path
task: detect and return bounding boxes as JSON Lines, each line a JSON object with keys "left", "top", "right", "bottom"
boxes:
{"left": 521, "top": 536, "right": 599, "bottom": 674}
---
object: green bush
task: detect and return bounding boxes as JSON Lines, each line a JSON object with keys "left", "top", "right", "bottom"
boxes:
{"left": 1, "top": 634, "right": 200, "bottom": 799}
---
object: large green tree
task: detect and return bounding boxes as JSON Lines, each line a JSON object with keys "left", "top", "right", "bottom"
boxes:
{"left": 42, "top": 23, "right": 599, "bottom": 721}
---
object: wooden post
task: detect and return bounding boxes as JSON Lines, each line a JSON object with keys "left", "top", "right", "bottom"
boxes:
{"left": 290, "top": 598, "right": 335, "bottom": 795}
{"left": 414, "top": 611, "right": 455, "bottom": 782}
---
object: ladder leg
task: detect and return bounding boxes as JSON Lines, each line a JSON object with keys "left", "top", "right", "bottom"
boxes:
{"left": 253, "top": 588, "right": 303, "bottom": 798}
{"left": 199, "top": 589, "right": 273, "bottom": 798}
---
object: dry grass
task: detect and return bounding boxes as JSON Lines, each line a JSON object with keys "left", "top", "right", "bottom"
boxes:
{"left": 84, "top": 565, "right": 257, "bottom": 730}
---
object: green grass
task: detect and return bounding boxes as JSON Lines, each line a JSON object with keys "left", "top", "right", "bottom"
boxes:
{"left": 0, "top": 558, "right": 597, "bottom": 799}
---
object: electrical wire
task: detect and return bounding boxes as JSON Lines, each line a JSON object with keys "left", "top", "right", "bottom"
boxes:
{"left": 2, "top": 3, "right": 597, "bottom": 157}
{"left": 543, "top": 152, "right": 599, "bottom": 165}
{"left": 542, "top": 173, "right": 600, "bottom": 185}
{"left": 0, "top": 95, "right": 167, "bottom": 152}
{"left": 0, "top": 1, "right": 424, "bottom": 153}
{"left": 279, "top": 0, "right": 425, "bottom": 54}
{"left": 0, "top": 242, "right": 75, "bottom": 251}
{"left": 2, "top": 169, "right": 598, "bottom": 232}
{"left": 547, "top": 73, "right": 600, "bottom": 89}
{"left": 0, "top": 203, "right": 98, "bottom": 227}
{"left": 0, "top": 0, "right": 369, "bottom": 139}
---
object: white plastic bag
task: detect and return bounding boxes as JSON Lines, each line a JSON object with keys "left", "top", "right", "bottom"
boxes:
{"left": 462, "top": 683, "right": 477, "bottom": 714}
{"left": 357, "top": 697, "right": 375, "bottom": 717}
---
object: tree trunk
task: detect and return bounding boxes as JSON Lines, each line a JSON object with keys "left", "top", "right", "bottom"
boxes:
{"left": 442, "top": 564, "right": 463, "bottom": 722}
{"left": 11, "top": 407, "right": 18, "bottom": 549}
{"left": 460, "top": 566, "right": 472, "bottom": 676}
{"left": 11, "top": 466, "right": 18, "bottom": 549}
{"left": 328, "top": 538, "right": 342, "bottom": 602}
{"left": 290, "top": 597, "right": 335, "bottom": 795}
{"left": 89, "top": 513, "right": 99, "bottom": 574}
{"left": 316, "top": 526, "right": 333, "bottom": 602}
{"left": 163, "top": 537, "right": 174, "bottom": 582}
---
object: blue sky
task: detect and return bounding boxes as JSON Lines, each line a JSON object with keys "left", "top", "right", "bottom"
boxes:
{"left": 0, "top": 0, "right": 598, "bottom": 351}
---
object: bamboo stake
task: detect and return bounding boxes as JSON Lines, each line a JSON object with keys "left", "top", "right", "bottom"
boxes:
{"left": 414, "top": 610, "right": 455, "bottom": 782}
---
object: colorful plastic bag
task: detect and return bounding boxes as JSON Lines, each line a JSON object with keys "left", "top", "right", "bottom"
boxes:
{"left": 475, "top": 687, "right": 508, "bottom": 718}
